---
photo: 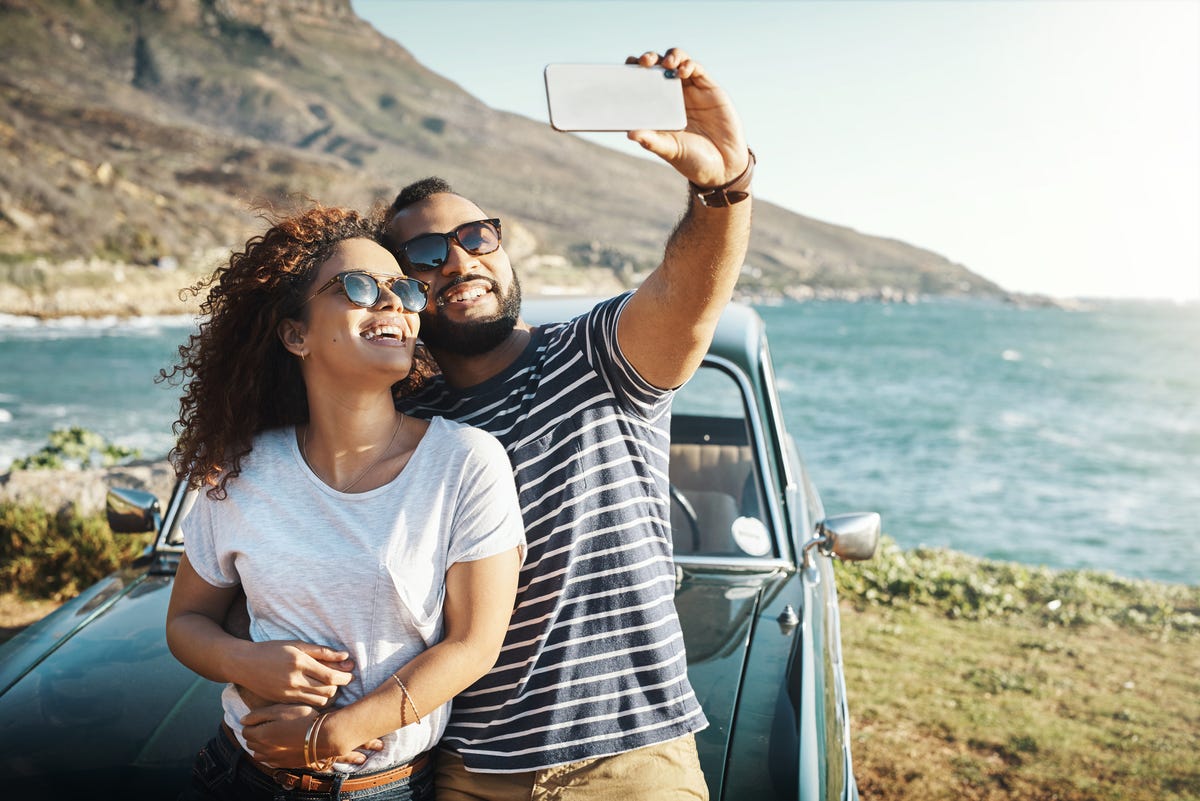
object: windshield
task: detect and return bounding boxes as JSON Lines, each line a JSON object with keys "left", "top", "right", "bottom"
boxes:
{"left": 163, "top": 364, "right": 774, "bottom": 559}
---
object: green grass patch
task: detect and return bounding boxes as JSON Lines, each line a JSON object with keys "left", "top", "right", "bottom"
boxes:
{"left": 836, "top": 536, "right": 1200, "bottom": 639}
{"left": 836, "top": 537, "right": 1200, "bottom": 800}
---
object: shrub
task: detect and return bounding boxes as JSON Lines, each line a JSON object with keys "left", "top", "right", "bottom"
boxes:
{"left": 10, "top": 426, "right": 140, "bottom": 470}
{"left": 0, "top": 501, "right": 152, "bottom": 600}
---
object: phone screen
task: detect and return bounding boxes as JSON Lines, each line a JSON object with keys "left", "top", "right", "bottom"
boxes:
{"left": 544, "top": 64, "right": 687, "bottom": 132}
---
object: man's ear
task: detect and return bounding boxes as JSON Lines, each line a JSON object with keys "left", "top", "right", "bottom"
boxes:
{"left": 278, "top": 318, "right": 308, "bottom": 359}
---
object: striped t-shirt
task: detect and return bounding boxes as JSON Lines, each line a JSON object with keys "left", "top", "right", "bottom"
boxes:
{"left": 399, "top": 293, "right": 707, "bottom": 772}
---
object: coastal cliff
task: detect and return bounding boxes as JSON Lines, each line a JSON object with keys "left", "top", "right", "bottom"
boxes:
{"left": 0, "top": 0, "right": 1004, "bottom": 312}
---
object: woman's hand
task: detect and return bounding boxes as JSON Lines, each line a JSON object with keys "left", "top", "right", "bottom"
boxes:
{"left": 233, "top": 640, "right": 356, "bottom": 707}
{"left": 240, "top": 704, "right": 384, "bottom": 769}
{"left": 167, "top": 558, "right": 354, "bottom": 707}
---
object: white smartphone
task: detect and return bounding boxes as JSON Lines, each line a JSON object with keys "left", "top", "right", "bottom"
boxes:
{"left": 544, "top": 63, "right": 687, "bottom": 132}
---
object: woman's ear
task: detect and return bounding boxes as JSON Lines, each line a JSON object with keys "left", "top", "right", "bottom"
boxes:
{"left": 278, "top": 318, "right": 308, "bottom": 359}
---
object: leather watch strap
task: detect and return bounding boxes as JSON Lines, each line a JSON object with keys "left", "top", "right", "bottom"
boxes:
{"left": 689, "top": 149, "right": 756, "bottom": 208}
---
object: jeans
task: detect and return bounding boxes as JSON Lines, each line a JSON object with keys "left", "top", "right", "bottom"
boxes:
{"left": 178, "top": 725, "right": 434, "bottom": 801}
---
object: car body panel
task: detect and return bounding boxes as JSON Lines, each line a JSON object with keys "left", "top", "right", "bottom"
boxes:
{"left": 0, "top": 571, "right": 222, "bottom": 792}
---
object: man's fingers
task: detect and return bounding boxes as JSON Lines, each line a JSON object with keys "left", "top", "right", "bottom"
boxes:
{"left": 292, "top": 641, "right": 350, "bottom": 663}
{"left": 292, "top": 687, "right": 336, "bottom": 706}
{"left": 626, "top": 48, "right": 694, "bottom": 75}
{"left": 240, "top": 708, "right": 271, "bottom": 727}
{"left": 627, "top": 130, "right": 680, "bottom": 159}
{"left": 305, "top": 661, "right": 354, "bottom": 688}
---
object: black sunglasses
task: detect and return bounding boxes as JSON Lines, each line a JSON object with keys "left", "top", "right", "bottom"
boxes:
{"left": 395, "top": 218, "right": 502, "bottom": 272}
{"left": 305, "top": 271, "right": 429, "bottom": 312}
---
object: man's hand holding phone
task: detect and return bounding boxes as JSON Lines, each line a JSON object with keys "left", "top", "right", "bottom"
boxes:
{"left": 623, "top": 48, "right": 750, "bottom": 193}
{"left": 544, "top": 49, "right": 748, "bottom": 194}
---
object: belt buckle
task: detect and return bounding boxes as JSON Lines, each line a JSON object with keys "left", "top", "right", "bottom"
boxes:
{"left": 272, "top": 769, "right": 302, "bottom": 790}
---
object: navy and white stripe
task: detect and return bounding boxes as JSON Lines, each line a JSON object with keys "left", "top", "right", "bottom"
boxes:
{"left": 400, "top": 293, "right": 706, "bottom": 772}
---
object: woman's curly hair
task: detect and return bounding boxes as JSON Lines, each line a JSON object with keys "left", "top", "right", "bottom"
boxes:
{"left": 160, "top": 205, "right": 437, "bottom": 498}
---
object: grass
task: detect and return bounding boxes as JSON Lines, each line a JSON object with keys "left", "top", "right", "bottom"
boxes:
{"left": 837, "top": 538, "right": 1200, "bottom": 800}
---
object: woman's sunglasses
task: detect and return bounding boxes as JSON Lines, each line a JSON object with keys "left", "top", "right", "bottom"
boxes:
{"left": 306, "top": 271, "right": 429, "bottom": 312}
{"left": 395, "top": 218, "right": 502, "bottom": 272}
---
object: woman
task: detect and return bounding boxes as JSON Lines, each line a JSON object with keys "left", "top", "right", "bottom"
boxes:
{"left": 163, "top": 206, "right": 523, "bottom": 800}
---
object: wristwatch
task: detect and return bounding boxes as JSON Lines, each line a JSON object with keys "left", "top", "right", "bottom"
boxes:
{"left": 689, "top": 149, "right": 756, "bottom": 208}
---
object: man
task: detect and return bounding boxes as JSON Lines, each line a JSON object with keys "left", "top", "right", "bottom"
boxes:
{"left": 381, "top": 48, "right": 752, "bottom": 800}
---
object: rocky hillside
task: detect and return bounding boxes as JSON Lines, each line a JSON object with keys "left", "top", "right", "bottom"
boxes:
{"left": 0, "top": 0, "right": 1005, "bottom": 305}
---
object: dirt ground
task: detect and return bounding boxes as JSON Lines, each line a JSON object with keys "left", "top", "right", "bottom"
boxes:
{"left": 0, "top": 592, "right": 61, "bottom": 644}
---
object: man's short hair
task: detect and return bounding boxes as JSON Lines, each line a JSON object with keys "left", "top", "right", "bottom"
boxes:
{"left": 386, "top": 177, "right": 455, "bottom": 221}
{"left": 381, "top": 177, "right": 456, "bottom": 252}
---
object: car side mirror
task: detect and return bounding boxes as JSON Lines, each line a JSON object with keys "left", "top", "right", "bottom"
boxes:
{"left": 802, "top": 512, "right": 880, "bottom": 571}
{"left": 106, "top": 487, "right": 162, "bottom": 534}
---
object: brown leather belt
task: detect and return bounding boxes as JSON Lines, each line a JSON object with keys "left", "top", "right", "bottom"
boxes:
{"left": 221, "top": 722, "right": 430, "bottom": 792}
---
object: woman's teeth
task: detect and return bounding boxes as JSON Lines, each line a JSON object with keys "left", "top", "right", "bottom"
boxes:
{"left": 362, "top": 325, "right": 405, "bottom": 341}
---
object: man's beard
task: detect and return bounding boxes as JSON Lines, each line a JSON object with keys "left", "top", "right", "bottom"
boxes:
{"left": 418, "top": 272, "right": 523, "bottom": 356}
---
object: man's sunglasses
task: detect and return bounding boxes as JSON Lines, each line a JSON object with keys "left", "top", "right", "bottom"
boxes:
{"left": 395, "top": 218, "right": 502, "bottom": 273}
{"left": 305, "top": 271, "right": 429, "bottom": 312}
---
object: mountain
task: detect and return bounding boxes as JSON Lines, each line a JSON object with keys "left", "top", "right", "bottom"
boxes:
{"left": 0, "top": 0, "right": 1005, "bottom": 301}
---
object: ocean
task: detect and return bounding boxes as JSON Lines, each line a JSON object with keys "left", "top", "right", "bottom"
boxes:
{"left": 1, "top": 298, "right": 1197, "bottom": 586}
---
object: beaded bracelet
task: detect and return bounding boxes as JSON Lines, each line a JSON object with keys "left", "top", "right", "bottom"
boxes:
{"left": 391, "top": 671, "right": 424, "bottom": 729}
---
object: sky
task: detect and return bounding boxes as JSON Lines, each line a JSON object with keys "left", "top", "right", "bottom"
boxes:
{"left": 352, "top": 0, "right": 1200, "bottom": 301}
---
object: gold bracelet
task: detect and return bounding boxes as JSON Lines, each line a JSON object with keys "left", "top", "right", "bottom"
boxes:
{"left": 391, "top": 673, "right": 423, "bottom": 726}
{"left": 303, "top": 712, "right": 322, "bottom": 767}
{"left": 309, "top": 714, "right": 333, "bottom": 767}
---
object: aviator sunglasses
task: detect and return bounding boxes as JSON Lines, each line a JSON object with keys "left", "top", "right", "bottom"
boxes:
{"left": 395, "top": 218, "right": 502, "bottom": 272}
{"left": 305, "top": 271, "right": 430, "bottom": 312}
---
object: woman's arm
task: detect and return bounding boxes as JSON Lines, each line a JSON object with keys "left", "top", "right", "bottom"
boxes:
{"left": 240, "top": 545, "right": 522, "bottom": 766}
{"left": 166, "top": 554, "right": 356, "bottom": 708}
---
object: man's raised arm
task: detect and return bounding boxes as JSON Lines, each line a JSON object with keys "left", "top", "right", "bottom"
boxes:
{"left": 617, "top": 47, "right": 753, "bottom": 390}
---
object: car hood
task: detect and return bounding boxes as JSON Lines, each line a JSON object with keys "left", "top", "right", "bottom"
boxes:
{"left": 0, "top": 562, "right": 789, "bottom": 796}
{"left": 0, "top": 569, "right": 220, "bottom": 792}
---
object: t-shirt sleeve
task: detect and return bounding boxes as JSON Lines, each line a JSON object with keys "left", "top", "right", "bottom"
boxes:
{"left": 180, "top": 491, "right": 241, "bottom": 589}
{"left": 447, "top": 430, "right": 526, "bottom": 565}
{"left": 576, "top": 292, "right": 674, "bottom": 421}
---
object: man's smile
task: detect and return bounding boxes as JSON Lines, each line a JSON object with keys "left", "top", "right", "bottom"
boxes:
{"left": 437, "top": 278, "right": 497, "bottom": 308}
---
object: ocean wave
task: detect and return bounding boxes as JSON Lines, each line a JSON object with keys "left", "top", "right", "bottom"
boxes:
{"left": 0, "top": 313, "right": 199, "bottom": 336}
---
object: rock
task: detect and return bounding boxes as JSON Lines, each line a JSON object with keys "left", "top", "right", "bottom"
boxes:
{"left": 0, "top": 459, "right": 178, "bottom": 516}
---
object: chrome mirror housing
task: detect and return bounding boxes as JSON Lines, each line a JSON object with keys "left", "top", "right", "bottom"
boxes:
{"left": 803, "top": 512, "right": 881, "bottom": 570}
{"left": 105, "top": 487, "right": 161, "bottom": 534}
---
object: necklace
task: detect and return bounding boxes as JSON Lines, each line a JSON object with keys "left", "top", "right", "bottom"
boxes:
{"left": 301, "top": 414, "right": 405, "bottom": 493}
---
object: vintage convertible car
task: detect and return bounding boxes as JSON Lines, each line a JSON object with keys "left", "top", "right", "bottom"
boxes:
{"left": 0, "top": 299, "right": 879, "bottom": 800}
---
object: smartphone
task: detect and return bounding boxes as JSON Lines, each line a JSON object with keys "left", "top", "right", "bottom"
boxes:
{"left": 544, "top": 63, "right": 686, "bottom": 132}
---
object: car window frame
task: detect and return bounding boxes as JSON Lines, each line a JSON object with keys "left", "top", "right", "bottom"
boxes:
{"left": 671, "top": 354, "right": 792, "bottom": 570}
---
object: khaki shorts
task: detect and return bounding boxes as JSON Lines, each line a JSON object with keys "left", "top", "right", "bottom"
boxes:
{"left": 436, "top": 734, "right": 709, "bottom": 801}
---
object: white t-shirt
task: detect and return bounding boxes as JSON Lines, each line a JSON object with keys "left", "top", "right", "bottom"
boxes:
{"left": 182, "top": 416, "right": 525, "bottom": 772}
